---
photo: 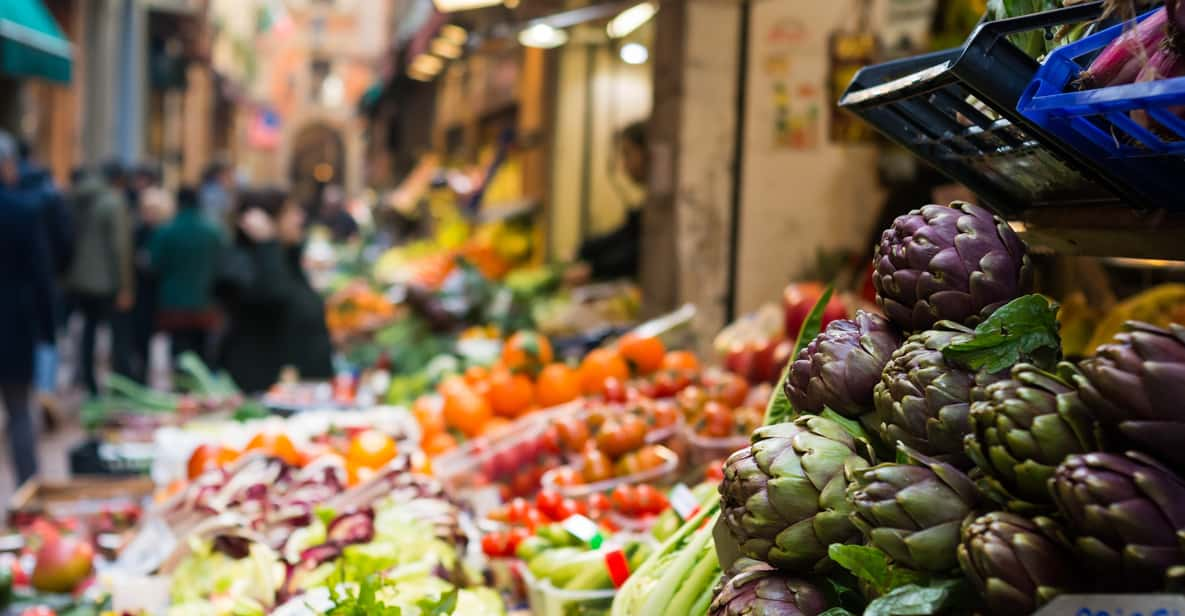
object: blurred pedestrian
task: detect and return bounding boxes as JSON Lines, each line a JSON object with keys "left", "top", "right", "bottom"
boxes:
{"left": 216, "top": 188, "right": 333, "bottom": 393}
{"left": 65, "top": 162, "right": 134, "bottom": 395}
{"left": 200, "top": 161, "right": 234, "bottom": 232}
{"left": 151, "top": 187, "right": 222, "bottom": 361}
{"left": 0, "top": 131, "right": 55, "bottom": 484}
{"left": 317, "top": 184, "right": 358, "bottom": 242}
{"left": 123, "top": 165, "right": 170, "bottom": 382}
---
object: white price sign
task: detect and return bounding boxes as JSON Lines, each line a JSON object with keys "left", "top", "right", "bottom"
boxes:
{"left": 1034, "top": 594, "right": 1185, "bottom": 616}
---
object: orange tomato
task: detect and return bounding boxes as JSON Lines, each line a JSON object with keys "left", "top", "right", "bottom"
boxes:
{"left": 245, "top": 432, "right": 300, "bottom": 466}
{"left": 488, "top": 369, "right": 535, "bottom": 417}
{"left": 442, "top": 384, "right": 494, "bottom": 437}
{"left": 661, "top": 350, "right": 700, "bottom": 373}
{"left": 536, "top": 363, "right": 582, "bottom": 408}
{"left": 438, "top": 375, "right": 471, "bottom": 397}
{"left": 412, "top": 396, "right": 446, "bottom": 438}
{"left": 618, "top": 333, "right": 666, "bottom": 375}
{"left": 347, "top": 429, "right": 398, "bottom": 469}
{"left": 579, "top": 348, "right": 630, "bottom": 395}
{"left": 502, "top": 331, "right": 554, "bottom": 375}
{"left": 187, "top": 444, "right": 239, "bottom": 479}
{"left": 423, "top": 431, "right": 458, "bottom": 457}
{"left": 464, "top": 365, "right": 490, "bottom": 385}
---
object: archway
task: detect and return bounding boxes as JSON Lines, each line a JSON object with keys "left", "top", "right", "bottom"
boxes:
{"left": 289, "top": 122, "right": 345, "bottom": 213}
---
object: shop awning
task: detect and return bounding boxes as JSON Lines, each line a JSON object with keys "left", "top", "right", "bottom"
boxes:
{"left": 0, "top": 0, "right": 72, "bottom": 83}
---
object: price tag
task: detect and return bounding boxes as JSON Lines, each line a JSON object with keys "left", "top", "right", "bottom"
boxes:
{"left": 669, "top": 483, "right": 700, "bottom": 521}
{"left": 1033, "top": 594, "right": 1185, "bottom": 616}
{"left": 604, "top": 549, "right": 631, "bottom": 588}
{"left": 562, "top": 514, "right": 603, "bottom": 549}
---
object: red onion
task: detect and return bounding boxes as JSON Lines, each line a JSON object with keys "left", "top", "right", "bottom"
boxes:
{"left": 1081, "top": 7, "right": 1169, "bottom": 88}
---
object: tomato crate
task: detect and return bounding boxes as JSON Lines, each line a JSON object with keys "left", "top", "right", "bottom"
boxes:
{"left": 1018, "top": 6, "right": 1185, "bottom": 210}
{"left": 839, "top": 2, "right": 1154, "bottom": 216}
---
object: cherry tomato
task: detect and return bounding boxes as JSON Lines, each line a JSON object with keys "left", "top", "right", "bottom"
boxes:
{"left": 572, "top": 498, "right": 591, "bottom": 517}
{"left": 634, "top": 445, "right": 668, "bottom": 472}
{"left": 581, "top": 449, "right": 614, "bottom": 484}
{"left": 602, "top": 377, "right": 627, "bottom": 403}
{"left": 552, "top": 498, "right": 578, "bottom": 521}
{"left": 535, "top": 490, "right": 563, "bottom": 519}
{"left": 705, "top": 460, "right": 725, "bottom": 483}
{"left": 708, "top": 373, "right": 750, "bottom": 408}
{"left": 550, "top": 467, "right": 583, "bottom": 487}
{"left": 595, "top": 415, "right": 648, "bottom": 459}
{"left": 634, "top": 484, "right": 668, "bottom": 515}
{"left": 482, "top": 532, "right": 511, "bottom": 557}
{"left": 648, "top": 400, "right": 679, "bottom": 430}
{"left": 555, "top": 417, "right": 591, "bottom": 453}
{"left": 701, "top": 401, "right": 735, "bottom": 438}
{"left": 653, "top": 370, "right": 693, "bottom": 398}
{"left": 523, "top": 508, "right": 551, "bottom": 532}
{"left": 507, "top": 528, "right": 530, "bottom": 555}
{"left": 587, "top": 492, "right": 611, "bottom": 513}
{"left": 611, "top": 484, "right": 637, "bottom": 515}
{"left": 506, "top": 498, "right": 530, "bottom": 525}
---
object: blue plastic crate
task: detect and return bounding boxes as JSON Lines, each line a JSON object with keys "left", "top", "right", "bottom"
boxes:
{"left": 1019, "top": 8, "right": 1185, "bottom": 209}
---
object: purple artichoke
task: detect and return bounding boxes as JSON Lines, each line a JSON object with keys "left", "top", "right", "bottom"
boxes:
{"left": 785, "top": 311, "right": 903, "bottom": 418}
{"left": 720, "top": 415, "right": 872, "bottom": 573}
{"left": 709, "top": 558, "right": 827, "bottom": 616}
{"left": 873, "top": 202, "right": 1032, "bottom": 333}
{"left": 873, "top": 323, "right": 1001, "bottom": 468}
{"left": 957, "top": 512, "right": 1079, "bottom": 615}
{"left": 847, "top": 446, "right": 980, "bottom": 572}
{"left": 1072, "top": 321, "right": 1185, "bottom": 472}
{"left": 1050, "top": 451, "right": 1185, "bottom": 590}
{"left": 966, "top": 363, "right": 1097, "bottom": 512}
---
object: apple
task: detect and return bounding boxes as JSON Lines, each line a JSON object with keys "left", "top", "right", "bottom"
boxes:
{"left": 30, "top": 535, "right": 93, "bottom": 593}
{"left": 783, "top": 282, "right": 846, "bottom": 343}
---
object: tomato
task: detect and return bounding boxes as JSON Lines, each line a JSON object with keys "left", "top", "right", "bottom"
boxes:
{"left": 554, "top": 416, "right": 590, "bottom": 452}
{"left": 614, "top": 452, "right": 642, "bottom": 477}
{"left": 482, "top": 532, "right": 511, "bottom": 557}
{"left": 536, "top": 363, "right": 582, "bottom": 408}
{"left": 412, "top": 396, "right": 446, "bottom": 438}
{"left": 661, "top": 351, "right": 700, "bottom": 373}
{"left": 245, "top": 432, "right": 300, "bottom": 466}
{"left": 535, "top": 490, "right": 563, "bottom": 519}
{"left": 634, "top": 484, "right": 667, "bottom": 515}
{"left": 581, "top": 449, "right": 614, "bottom": 484}
{"left": 595, "top": 415, "right": 647, "bottom": 459}
{"left": 611, "top": 484, "right": 637, "bottom": 514}
{"left": 601, "top": 377, "right": 627, "bottom": 403}
{"left": 550, "top": 467, "right": 583, "bottom": 487}
{"left": 650, "top": 401, "right": 679, "bottom": 429}
{"left": 539, "top": 426, "right": 561, "bottom": 454}
{"left": 488, "top": 369, "right": 535, "bottom": 418}
{"left": 422, "top": 432, "right": 458, "bottom": 457}
{"left": 507, "top": 528, "right": 530, "bottom": 555}
{"left": 676, "top": 385, "right": 708, "bottom": 417}
{"left": 587, "top": 492, "right": 611, "bottom": 513}
{"left": 347, "top": 430, "right": 398, "bottom": 469}
{"left": 618, "top": 333, "right": 666, "bottom": 375}
{"left": 705, "top": 460, "right": 725, "bottom": 482}
{"left": 503, "top": 331, "right": 554, "bottom": 376}
{"left": 578, "top": 349, "right": 630, "bottom": 396}
{"left": 734, "top": 406, "right": 765, "bottom": 435}
{"left": 506, "top": 498, "right": 531, "bottom": 525}
{"left": 187, "top": 444, "right": 239, "bottom": 480}
{"left": 523, "top": 508, "right": 551, "bottom": 532}
{"left": 552, "top": 499, "right": 578, "bottom": 521}
{"left": 635, "top": 445, "right": 668, "bottom": 472}
{"left": 700, "top": 401, "right": 735, "bottom": 438}
{"left": 464, "top": 365, "right": 490, "bottom": 385}
{"left": 442, "top": 384, "right": 494, "bottom": 437}
{"left": 652, "top": 370, "right": 693, "bottom": 398}
{"left": 708, "top": 373, "right": 750, "bottom": 409}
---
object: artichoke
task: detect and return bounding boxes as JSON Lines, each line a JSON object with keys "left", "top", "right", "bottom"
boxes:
{"left": 709, "top": 558, "right": 827, "bottom": 616}
{"left": 1050, "top": 451, "right": 1185, "bottom": 590}
{"left": 966, "top": 363, "right": 1097, "bottom": 511}
{"left": 847, "top": 445, "right": 980, "bottom": 572}
{"left": 873, "top": 202, "right": 1032, "bottom": 333}
{"left": 1073, "top": 321, "right": 1185, "bottom": 472}
{"left": 785, "top": 311, "right": 903, "bottom": 418}
{"left": 873, "top": 324, "right": 998, "bottom": 468}
{"left": 957, "top": 511, "right": 1079, "bottom": 615}
{"left": 720, "top": 415, "right": 872, "bottom": 573}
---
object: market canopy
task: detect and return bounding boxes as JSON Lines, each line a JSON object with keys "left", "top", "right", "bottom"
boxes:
{"left": 0, "top": 0, "right": 72, "bottom": 83}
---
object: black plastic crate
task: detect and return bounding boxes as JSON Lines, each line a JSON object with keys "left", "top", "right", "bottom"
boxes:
{"left": 839, "top": 2, "right": 1153, "bottom": 217}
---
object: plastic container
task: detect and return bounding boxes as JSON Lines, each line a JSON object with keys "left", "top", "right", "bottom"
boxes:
{"left": 519, "top": 564, "right": 616, "bottom": 616}
{"left": 681, "top": 426, "right": 749, "bottom": 467}
{"left": 539, "top": 446, "right": 680, "bottom": 500}
{"left": 839, "top": 1, "right": 1150, "bottom": 215}
{"left": 1018, "top": 7, "right": 1185, "bottom": 210}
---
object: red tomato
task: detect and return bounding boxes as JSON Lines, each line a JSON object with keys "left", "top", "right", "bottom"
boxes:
{"left": 611, "top": 484, "right": 637, "bottom": 515}
{"left": 587, "top": 493, "right": 611, "bottom": 513}
{"left": 481, "top": 532, "right": 511, "bottom": 557}
{"left": 708, "top": 373, "right": 750, "bottom": 409}
{"left": 552, "top": 498, "right": 579, "bottom": 521}
{"left": 602, "top": 377, "right": 627, "bottom": 403}
{"left": 507, "top": 528, "right": 530, "bottom": 555}
{"left": 705, "top": 460, "right": 725, "bottom": 483}
{"left": 505, "top": 498, "right": 530, "bottom": 525}
{"left": 634, "top": 484, "right": 667, "bottom": 515}
{"left": 523, "top": 508, "right": 551, "bottom": 532}
{"left": 535, "top": 490, "right": 563, "bottom": 519}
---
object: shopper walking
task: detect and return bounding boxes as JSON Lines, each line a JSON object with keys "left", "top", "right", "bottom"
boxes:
{"left": 65, "top": 164, "right": 135, "bottom": 396}
{"left": 151, "top": 187, "right": 222, "bottom": 361}
{"left": 0, "top": 131, "right": 55, "bottom": 484}
{"left": 199, "top": 161, "right": 235, "bottom": 232}
{"left": 124, "top": 169, "right": 173, "bottom": 382}
{"left": 217, "top": 188, "right": 333, "bottom": 393}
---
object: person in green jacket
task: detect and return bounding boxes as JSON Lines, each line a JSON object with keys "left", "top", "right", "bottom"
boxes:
{"left": 150, "top": 187, "right": 224, "bottom": 360}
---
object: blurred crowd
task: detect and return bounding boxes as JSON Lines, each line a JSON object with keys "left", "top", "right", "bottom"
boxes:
{"left": 0, "top": 130, "right": 350, "bottom": 486}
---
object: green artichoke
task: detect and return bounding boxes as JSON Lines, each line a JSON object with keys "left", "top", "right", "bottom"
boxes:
{"left": 1073, "top": 321, "right": 1185, "bottom": 472}
{"left": 1050, "top": 451, "right": 1185, "bottom": 590}
{"left": 966, "top": 363, "right": 1097, "bottom": 511}
{"left": 719, "top": 416, "right": 872, "bottom": 573}
{"left": 847, "top": 445, "right": 980, "bottom": 572}
{"left": 709, "top": 558, "right": 827, "bottom": 616}
{"left": 957, "top": 511, "right": 1079, "bottom": 615}
{"left": 873, "top": 202, "right": 1032, "bottom": 333}
{"left": 873, "top": 324, "right": 998, "bottom": 468}
{"left": 785, "top": 311, "right": 903, "bottom": 418}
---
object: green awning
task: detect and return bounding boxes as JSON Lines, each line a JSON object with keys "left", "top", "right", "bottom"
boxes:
{"left": 357, "top": 80, "right": 387, "bottom": 113}
{"left": 0, "top": 0, "right": 72, "bottom": 83}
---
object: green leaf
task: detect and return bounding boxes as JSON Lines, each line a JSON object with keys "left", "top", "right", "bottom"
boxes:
{"left": 828, "top": 545, "right": 926, "bottom": 597}
{"left": 416, "top": 588, "right": 458, "bottom": 616}
{"left": 820, "top": 609, "right": 857, "bottom": 616}
{"left": 941, "top": 294, "right": 1061, "bottom": 374}
{"left": 315, "top": 505, "right": 337, "bottom": 527}
{"left": 863, "top": 578, "right": 972, "bottom": 616}
{"left": 765, "top": 285, "right": 834, "bottom": 426}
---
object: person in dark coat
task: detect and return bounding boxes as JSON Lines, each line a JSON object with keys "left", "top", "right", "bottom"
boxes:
{"left": 151, "top": 187, "right": 222, "bottom": 360}
{"left": 217, "top": 188, "right": 334, "bottom": 393}
{"left": 0, "top": 131, "right": 55, "bottom": 484}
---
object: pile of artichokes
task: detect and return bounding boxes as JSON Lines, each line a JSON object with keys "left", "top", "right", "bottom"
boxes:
{"left": 714, "top": 202, "right": 1185, "bottom": 615}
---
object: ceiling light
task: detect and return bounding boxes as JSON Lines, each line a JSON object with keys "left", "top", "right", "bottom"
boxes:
{"left": 440, "top": 24, "right": 468, "bottom": 44}
{"left": 431, "top": 38, "right": 463, "bottom": 59}
{"left": 433, "top": 0, "right": 501, "bottom": 13}
{"left": 518, "top": 23, "right": 568, "bottom": 49}
{"left": 411, "top": 54, "right": 445, "bottom": 75}
{"left": 619, "top": 42, "right": 648, "bottom": 64}
{"left": 607, "top": 2, "right": 656, "bottom": 39}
